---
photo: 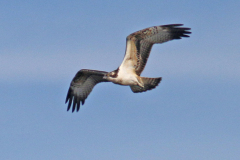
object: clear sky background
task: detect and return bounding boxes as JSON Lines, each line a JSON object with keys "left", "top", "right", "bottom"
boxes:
{"left": 1, "top": 0, "right": 240, "bottom": 159}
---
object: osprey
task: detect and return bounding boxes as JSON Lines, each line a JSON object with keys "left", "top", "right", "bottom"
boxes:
{"left": 66, "top": 24, "right": 191, "bottom": 112}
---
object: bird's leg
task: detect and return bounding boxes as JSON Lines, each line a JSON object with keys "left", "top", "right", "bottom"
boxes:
{"left": 136, "top": 77, "right": 144, "bottom": 88}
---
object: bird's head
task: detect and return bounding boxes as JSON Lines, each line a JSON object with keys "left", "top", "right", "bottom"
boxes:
{"left": 103, "top": 68, "right": 119, "bottom": 80}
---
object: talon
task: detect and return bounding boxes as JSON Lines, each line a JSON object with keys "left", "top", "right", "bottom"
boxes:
{"left": 139, "top": 83, "right": 144, "bottom": 88}
{"left": 137, "top": 77, "right": 144, "bottom": 88}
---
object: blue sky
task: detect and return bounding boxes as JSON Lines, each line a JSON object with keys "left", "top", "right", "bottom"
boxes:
{"left": 1, "top": 0, "right": 240, "bottom": 159}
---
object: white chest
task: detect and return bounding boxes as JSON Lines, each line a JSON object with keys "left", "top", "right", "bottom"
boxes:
{"left": 114, "top": 69, "right": 138, "bottom": 86}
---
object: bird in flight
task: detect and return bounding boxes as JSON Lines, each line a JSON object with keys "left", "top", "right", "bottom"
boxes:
{"left": 65, "top": 24, "right": 191, "bottom": 112}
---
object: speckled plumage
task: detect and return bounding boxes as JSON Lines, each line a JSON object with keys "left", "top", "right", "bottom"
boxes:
{"left": 65, "top": 24, "right": 191, "bottom": 112}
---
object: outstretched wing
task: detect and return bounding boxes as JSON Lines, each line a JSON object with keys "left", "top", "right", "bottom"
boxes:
{"left": 65, "top": 69, "right": 108, "bottom": 112}
{"left": 121, "top": 24, "right": 191, "bottom": 75}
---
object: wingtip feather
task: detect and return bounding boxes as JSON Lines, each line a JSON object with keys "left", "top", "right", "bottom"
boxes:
{"left": 67, "top": 97, "right": 72, "bottom": 111}
{"left": 77, "top": 100, "right": 81, "bottom": 112}
{"left": 162, "top": 24, "right": 183, "bottom": 27}
{"left": 72, "top": 97, "right": 77, "bottom": 112}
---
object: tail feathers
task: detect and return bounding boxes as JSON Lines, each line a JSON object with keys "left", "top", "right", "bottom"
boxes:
{"left": 130, "top": 77, "right": 162, "bottom": 93}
